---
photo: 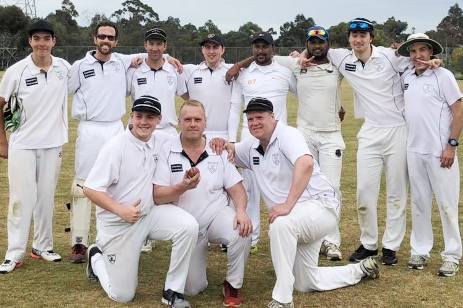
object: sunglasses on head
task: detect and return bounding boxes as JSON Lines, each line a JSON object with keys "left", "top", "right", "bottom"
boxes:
{"left": 96, "top": 34, "right": 116, "bottom": 41}
{"left": 307, "top": 29, "right": 327, "bottom": 37}
{"left": 349, "top": 21, "right": 373, "bottom": 31}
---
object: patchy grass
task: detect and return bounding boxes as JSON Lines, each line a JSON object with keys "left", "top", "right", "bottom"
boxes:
{"left": 0, "top": 81, "right": 462, "bottom": 307}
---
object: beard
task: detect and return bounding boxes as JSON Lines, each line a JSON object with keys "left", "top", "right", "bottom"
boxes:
{"left": 97, "top": 43, "right": 113, "bottom": 55}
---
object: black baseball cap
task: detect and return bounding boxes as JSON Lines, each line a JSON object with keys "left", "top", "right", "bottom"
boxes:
{"left": 28, "top": 19, "right": 55, "bottom": 37}
{"left": 144, "top": 28, "right": 167, "bottom": 41}
{"left": 243, "top": 97, "right": 273, "bottom": 113}
{"left": 132, "top": 95, "right": 162, "bottom": 115}
{"left": 200, "top": 33, "right": 224, "bottom": 47}
{"left": 251, "top": 32, "right": 274, "bottom": 45}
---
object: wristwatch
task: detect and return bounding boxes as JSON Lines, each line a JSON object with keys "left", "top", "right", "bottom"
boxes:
{"left": 448, "top": 138, "right": 459, "bottom": 146}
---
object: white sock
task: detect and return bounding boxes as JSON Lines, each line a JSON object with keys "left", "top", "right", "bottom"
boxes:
{"left": 92, "top": 253, "right": 112, "bottom": 296}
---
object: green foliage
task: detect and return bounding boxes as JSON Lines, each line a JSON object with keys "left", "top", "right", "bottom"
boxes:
{"left": 277, "top": 14, "right": 314, "bottom": 46}
{"left": 450, "top": 47, "right": 463, "bottom": 74}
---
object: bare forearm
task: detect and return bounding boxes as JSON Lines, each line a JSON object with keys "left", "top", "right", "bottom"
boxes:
{"left": 153, "top": 184, "right": 187, "bottom": 204}
{"left": 285, "top": 156, "right": 312, "bottom": 208}
{"left": 226, "top": 182, "right": 247, "bottom": 212}
{"left": 450, "top": 100, "right": 463, "bottom": 140}
{"left": 83, "top": 187, "right": 121, "bottom": 215}
{"left": 235, "top": 56, "right": 254, "bottom": 70}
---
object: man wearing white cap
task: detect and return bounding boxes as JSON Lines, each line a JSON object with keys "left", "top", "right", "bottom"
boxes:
{"left": 84, "top": 95, "right": 198, "bottom": 306}
{"left": 398, "top": 33, "right": 463, "bottom": 276}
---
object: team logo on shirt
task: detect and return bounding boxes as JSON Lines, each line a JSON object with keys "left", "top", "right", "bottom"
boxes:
{"left": 194, "top": 77, "right": 202, "bottom": 84}
{"left": 272, "top": 153, "right": 280, "bottom": 166}
{"left": 55, "top": 69, "right": 66, "bottom": 80}
{"left": 373, "top": 60, "right": 385, "bottom": 72}
{"left": 171, "top": 163, "right": 183, "bottom": 172}
{"left": 404, "top": 83, "right": 409, "bottom": 90}
{"left": 112, "top": 62, "right": 122, "bottom": 73}
{"left": 107, "top": 254, "right": 116, "bottom": 264}
{"left": 137, "top": 78, "right": 147, "bottom": 85}
{"left": 83, "top": 69, "right": 95, "bottom": 79}
{"left": 423, "top": 83, "right": 435, "bottom": 94}
{"left": 247, "top": 79, "right": 256, "bottom": 85}
{"left": 252, "top": 157, "right": 260, "bottom": 165}
{"left": 167, "top": 76, "right": 175, "bottom": 85}
{"left": 25, "top": 77, "right": 38, "bottom": 86}
{"left": 207, "top": 161, "right": 218, "bottom": 174}
{"left": 345, "top": 63, "right": 356, "bottom": 72}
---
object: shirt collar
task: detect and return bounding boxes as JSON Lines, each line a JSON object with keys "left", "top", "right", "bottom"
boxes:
{"left": 409, "top": 66, "right": 433, "bottom": 77}
{"left": 248, "top": 59, "right": 277, "bottom": 72}
{"left": 84, "top": 50, "right": 120, "bottom": 64}
{"left": 126, "top": 128, "right": 154, "bottom": 150}
{"left": 198, "top": 59, "right": 226, "bottom": 70}
{"left": 252, "top": 121, "right": 282, "bottom": 154}
{"left": 141, "top": 58, "right": 170, "bottom": 73}
{"left": 26, "top": 54, "right": 59, "bottom": 74}
{"left": 172, "top": 134, "right": 212, "bottom": 154}
{"left": 351, "top": 45, "right": 379, "bottom": 62}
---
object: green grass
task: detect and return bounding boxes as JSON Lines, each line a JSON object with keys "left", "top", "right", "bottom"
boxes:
{"left": 0, "top": 81, "right": 462, "bottom": 307}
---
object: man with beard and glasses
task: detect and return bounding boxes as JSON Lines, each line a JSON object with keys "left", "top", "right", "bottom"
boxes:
{"left": 271, "top": 26, "right": 345, "bottom": 261}
{"left": 228, "top": 32, "right": 296, "bottom": 253}
{"left": 67, "top": 21, "right": 141, "bottom": 263}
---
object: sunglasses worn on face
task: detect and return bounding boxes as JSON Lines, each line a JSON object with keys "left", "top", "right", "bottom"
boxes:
{"left": 96, "top": 34, "right": 116, "bottom": 41}
{"left": 349, "top": 22, "right": 372, "bottom": 31}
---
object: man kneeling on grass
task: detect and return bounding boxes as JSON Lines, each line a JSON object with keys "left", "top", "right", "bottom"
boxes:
{"left": 215, "top": 97, "right": 380, "bottom": 308}
{"left": 83, "top": 95, "right": 198, "bottom": 307}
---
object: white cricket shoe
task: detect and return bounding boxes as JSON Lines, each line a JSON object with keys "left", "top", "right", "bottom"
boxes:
{"left": 267, "top": 299, "right": 294, "bottom": 308}
{"left": 408, "top": 255, "right": 427, "bottom": 270}
{"left": 0, "top": 259, "right": 23, "bottom": 274}
{"left": 438, "top": 261, "right": 459, "bottom": 277}
{"left": 359, "top": 256, "right": 380, "bottom": 279}
{"left": 320, "top": 240, "right": 342, "bottom": 261}
{"left": 31, "top": 248, "right": 62, "bottom": 262}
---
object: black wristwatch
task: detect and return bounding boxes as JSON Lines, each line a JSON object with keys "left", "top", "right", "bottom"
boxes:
{"left": 448, "top": 138, "right": 459, "bottom": 146}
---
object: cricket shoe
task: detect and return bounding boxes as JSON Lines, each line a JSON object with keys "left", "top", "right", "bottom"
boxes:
{"left": 86, "top": 244, "right": 102, "bottom": 282}
{"left": 438, "top": 261, "right": 459, "bottom": 277}
{"left": 349, "top": 244, "right": 377, "bottom": 262}
{"left": 320, "top": 240, "right": 342, "bottom": 261}
{"left": 359, "top": 257, "right": 380, "bottom": 279}
{"left": 267, "top": 299, "right": 294, "bottom": 308}
{"left": 223, "top": 280, "right": 242, "bottom": 307}
{"left": 381, "top": 248, "right": 398, "bottom": 266}
{"left": 162, "top": 289, "right": 191, "bottom": 308}
{"left": 31, "top": 248, "right": 61, "bottom": 262}
{"left": 70, "top": 244, "right": 87, "bottom": 263}
{"left": 0, "top": 259, "right": 23, "bottom": 274}
{"left": 408, "top": 255, "right": 427, "bottom": 270}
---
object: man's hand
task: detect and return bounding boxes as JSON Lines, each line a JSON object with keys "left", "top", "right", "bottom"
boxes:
{"left": 224, "top": 142, "right": 236, "bottom": 162}
{"left": 130, "top": 57, "right": 143, "bottom": 68}
{"left": 338, "top": 106, "right": 346, "bottom": 122}
{"left": 299, "top": 55, "right": 317, "bottom": 68}
{"left": 181, "top": 168, "right": 200, "bottom": 190}
{"left": 268, "top": 203, "right": 293, "bottom": 223}
{"left": 289, "top": 50, "right": 301, "bottom": 58}
{"left": 209, "top": 137, "right": 227, "bottom": 155}
{"left": 234, "top": 209, "right": 252, "bottom": 237}
{"left": 167, "top": 56, "right": 183, "bottom": 74}
{"left": 0, "top": 139, "right": 7, "bottom": 159}
{"left": 117, "top": 199, "right": 141, "bottom": 223}
{"left": 440, "top": 146, "right": 456, "bottom": 168}
{"left": 225, "top": 64, "right": 240, "bottom": 83}
{"left": 416, "top": 58, "right": 442, "bottom": 70}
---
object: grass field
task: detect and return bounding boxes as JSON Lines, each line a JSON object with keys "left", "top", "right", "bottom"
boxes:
{"left": 0, "top": 81, "right": 462, "bottom": 307}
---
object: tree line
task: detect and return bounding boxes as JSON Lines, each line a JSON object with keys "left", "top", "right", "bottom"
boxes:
{"left": 0, "top": 0, "right": 462, "bottom": 73}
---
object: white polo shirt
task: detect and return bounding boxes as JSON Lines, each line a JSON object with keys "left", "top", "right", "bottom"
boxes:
{"left": 0, "top": 54, "right": 70, "bottom": 150}
{"left": 234, "top": 122, "right": 338, "bottom": 210}
{"left": 228, "top": 60, "right": 297, "bottom": 142}
{"left": 69, "top": 51, "right": 132, "bottom": 122}
{"left": 274, "top": 55, "right": 342, "bottom": 131}
{"left": 153, "top": 136, "right": 242, "bottom": 235}
{"left": 183, "top": 61, "right": 233, "bottom": 137}
{"left": 402, "top": 67, "right": 463, "bottom": 156}
{"left": 127, "top": 59, "right": 186, "bottom": 130}
{"left": 328, "top": 46, "right": 409, "bottom": 127}
{"left": 85, "top": 129, "right": 172, "bottom": 223}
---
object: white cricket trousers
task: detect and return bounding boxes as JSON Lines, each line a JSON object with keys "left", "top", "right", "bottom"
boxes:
{"left": 71, "top": 120, "right": 123, "bottom": 247}
{"left": 91, "top": 204, "right": 199, "bottom": 303}
{"left": 356, "top": 124, "right": 408, "bottom": 251}
{"left": 299, "top": 127, "right": 344, "bottom": 246}
{"left": 407, "top": 152, "right": 461, "bottom": 263}
{"left": 5, "top": 147, "right": 62, "bottom": 262}
{"left": 269, "top": 200, "right": 365, "bottom": 304}
{"left": 185, "top": 206, "right": 251, "bottom": 295}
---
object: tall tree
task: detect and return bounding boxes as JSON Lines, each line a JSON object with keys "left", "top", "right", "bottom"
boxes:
{"left": 277, "top": 14, "right": 314, "bottom": 46}
{"left": 429, "top": 3, "right": 463, "bottom": 47}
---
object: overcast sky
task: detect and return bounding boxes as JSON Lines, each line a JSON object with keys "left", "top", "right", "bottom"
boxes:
{"left": 3, "top": 0, "right": 461, "bottom": 34}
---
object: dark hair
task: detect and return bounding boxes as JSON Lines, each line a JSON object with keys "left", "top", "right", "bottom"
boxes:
{"left": 94, "top": 21, "right": 118, "bottom": 38}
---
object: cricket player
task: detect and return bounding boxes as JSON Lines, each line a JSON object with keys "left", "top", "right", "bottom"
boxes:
{"left": 301, "top": 18, "right": 439, "bottom": 265}
{"left": 228, "top": 32, "right": 296, "bottom": 252}
{"left": 84, "top": 95, "right": 198, "bottom": 306}
{"left": 0, "top": 20, "right": 70, "bottom": 273}
{"left": 222, "top": 97, "right": 379, "bottom": 308}
{"left": 68, "top": 21, "right": 137, "bottom": 262}
{"left": 127, "top": 28, "right": 187, "bottom": 137}
{"left": 398, "top": 33, "right": 463, "bottom": 276}
{"left": 182, "top": 34, "right": 233, "bottom": 140}
{"left": 153, "top": 100, "right": 252, "bottom": 307}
